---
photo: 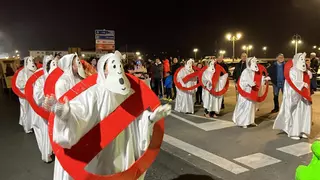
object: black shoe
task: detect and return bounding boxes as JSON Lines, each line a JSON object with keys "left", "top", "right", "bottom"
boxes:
{"left": 271, "top": 109, "right": 279, "bottom": 113}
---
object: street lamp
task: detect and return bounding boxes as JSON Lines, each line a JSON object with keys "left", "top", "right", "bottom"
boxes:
{"left": 15, "top": 50, "right": 19, "bottom": 54}
{"left": 313, "top": 45, "right": 317, "bottom": 49}
{"left": 17, "top": 54, "right": 20, "bottom": 57}
{"left": 242, "top": 45, "right": 253, "bottom": 55}
{"left": 81, "top": 54, "right": 85, "bottom": 58}
{"left": 291, "top": 34, "right": 302, "bottom": 55}
{"left": 136, "top": 51, "right": 141, "bottom": 56}
{"left": 219, "top": 50, "right": 226, "bottom": 56}
{"left": 193, "top": 48, "right": 198, "bottom": 60}
{"left": 225, "top": 32, "right": 242, "bottom": 60}
{"left": 262, "top": 46, "right": 267, "bottom": 56}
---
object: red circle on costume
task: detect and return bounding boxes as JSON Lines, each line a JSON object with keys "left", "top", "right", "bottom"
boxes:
{"left": 45, "top": 69, "right": 164, "bottom": 180}
{"left": 237, "top": 64, "right": 269, "bottom": 102}
{"left": 25, "top": 70, "right": 50, "bottom": 120}
{"left": 284, "top": 60, "right": 312, "bottom": 103}
{"left": 11, "top": 67, "right": 26, "bottom": 99}
{"left": 199, "top": 64, "right": 229, "bottom": 96}
{"left": 173, "top": 66, "right": 202, "bottom": 91}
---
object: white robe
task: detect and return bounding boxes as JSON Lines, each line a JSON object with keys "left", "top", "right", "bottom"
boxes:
{"left": 16, "top": 67, "right": 34, "bottom": 133}
{"left": 232, "top": 69, "right": 265, "bottom": 126}
{"left": 53, "top": 84, "right": 154, "bottom": 180}
{"left": 174, "top": 68, "right": 197, "bottom": 113}
{"left": 202, "top": 70, "right": 228, "bottom": 113}
{"left": 32, "top": 68, "right": 52, "bottom": 162}
{"left": 273, "top": 68, "right": 312, "bottom": 137}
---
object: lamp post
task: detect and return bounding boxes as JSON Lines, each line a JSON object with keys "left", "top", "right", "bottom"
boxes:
{"left": 313, "top": 45, "right": 317, "bottom": 49}
{"left": 242, "top": 45, "right": 253, "bottom": 56}
{"left": 262, "top": 46, "right": 267, "bottom": 57}
{"left": 291, "top": 34, "right": 302, "bottom": 55}
{"left": 193, "top": 48, "right": 198, "bottom": 60}
{"left": 226, "top": 32, "right": 242, "bottom": 61}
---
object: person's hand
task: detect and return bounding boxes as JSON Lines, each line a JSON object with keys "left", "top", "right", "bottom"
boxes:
{"left": 54, "top": 97, "right": 70, "bottom": 121}
{"left": 149, "top": 104, "right": 171, "bottom": 123}
{"left": 304, "top": 83, "right": 309, "bottom": 89}
{"left": 249, "top": 81, "right": 256, "bottom": 87}
{"left": 265, "top": 76, "right": 271, "bottom": 81}
{"left": 43, "top": 94, "right": 56, "bottom": 111}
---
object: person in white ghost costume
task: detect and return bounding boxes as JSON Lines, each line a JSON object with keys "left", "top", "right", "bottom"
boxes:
{"left": 202, "top": 60, "right": 228, "bottom": 118}
{"left": 273, "top": 53, "right": 312, "bottom": 140}
{"left": 174, "top": 59, "right": 197, "bottom": 114}
{"left": 232, "top": 57, "right": 270, "bottom": 128}
{"left": 43, "top": 51, "right": 171, "bottom": 180}
{"left": 32, "top": 55, "right": 58, "bottom": 162}
{"left": 16, "top": 56, "right": 37, "bottom": 133}
{"left": 43, "top": 53, "right": 86, "bottom": 179}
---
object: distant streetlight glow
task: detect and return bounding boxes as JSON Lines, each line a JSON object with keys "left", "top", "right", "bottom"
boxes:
{"left": 138, "top": 56, "right": 142, "bottom": 59}
{"left": 313, "top": 46, "right": 317, "bottom": 49}
{"left": 225, "top": 32, "right": 242, "bottom": 60}
{"left": 242, "top": 45, "right": 253, "bottom": 55}
{"left": 262, "top": 46, "right": 267, "bottom": 51}
{"left": 17, "top": 54, "right": 20, "bottom": 57}
{"left": 219, "top": 50, "right": 226, "bottom": 55}
{"left": 81, "top": 54, "right": 85, "bottom": 57}
{"left": 291, "top": 34, "right": 302, "bottom": 54}
{"left": 15, "top": 50, "right": 19, "bottom": 54}
{"left": 193, "top": 48, "right": 198, "bottom": 60}
{"left": 318, "top": 47, "right": 320, "bottom": 51}
{"left": 136, "top": 51, "right": 141, "bottom": 56}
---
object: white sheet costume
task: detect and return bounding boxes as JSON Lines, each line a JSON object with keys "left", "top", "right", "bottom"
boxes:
{"left": 16, "top": 56, "right": 37, "bottom": 133}
{"left": 232, "top": 57, "right": 269, "bottom": 128}
{"left": 32, "top": 55, "right": 57, "bottom": 162}
{"left": 202, "top": 60, "right": 228, "bottom": 117}
{"left": 45, "top": 51, "right": 171, "bottom": 180}
{"left": 273, "top": 53, "right": 312, "bottom": 140}
{"left": 174, "top": 59, "right": 197, "bottom": 114}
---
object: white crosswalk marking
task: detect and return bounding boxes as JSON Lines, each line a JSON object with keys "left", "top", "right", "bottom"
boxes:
{"left": 169, "top": 113, "right": 235, "bottom": 131}
{"left": 234, "top": 153, "right": 281, "bottom": 169}
{"left": 163, "top": 134, "right": 249, "bottom": 174}
{"left": 277, "top": 142, "right": 312, "bottom": 157}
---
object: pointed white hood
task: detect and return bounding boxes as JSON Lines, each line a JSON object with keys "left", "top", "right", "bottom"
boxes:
{"left": 293, "top": 52, "right": 307, "bottom": 72}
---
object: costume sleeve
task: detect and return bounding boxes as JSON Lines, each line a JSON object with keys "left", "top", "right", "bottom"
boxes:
{"left": 53, "top": 90, "right": 99, "bottom": 149}
{"left": 239, "top": 70, "right": 253, "bottom": 88}
{"left": 33, "top": 78, "right": 45, "bottom": 106}
{"left": 202, "top": 71, "right": 212, "bottom": 90}
{"left": 55, "top": 78, "right": 70, "bottom": 99}
{"left": 289, "top": 69, "right": 305, "bottom": 91}
{"left": 217, "top": 73, "right": 228, "bottom": 91}
{"left": 177, "top": 69, "right": 187, "bottom": 87}
{"left": 16, "top": 71, "right": 26, "bottom": 91}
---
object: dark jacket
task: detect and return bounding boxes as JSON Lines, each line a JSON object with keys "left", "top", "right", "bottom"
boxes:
{"left": 151, "top": 62, "right": 163, "bottom": 79}
{"left": 267, "top": 61, "right": 285, "bottom": 85}
{"left": 310, "top": 57, "right": 319, "bottom": 75}
{"left": 171, "top": 63, "right": 181, "bottom": 75}
{"left": 217, "top": 62, "right": 228, "bottom": 76}
{"left": 233, "top": 61, "right": 246, "bottom": 82}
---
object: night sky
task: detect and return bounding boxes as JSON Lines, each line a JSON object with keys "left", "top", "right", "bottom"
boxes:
{"left": 1, "top": 0, "right": 320, "bottom": 58}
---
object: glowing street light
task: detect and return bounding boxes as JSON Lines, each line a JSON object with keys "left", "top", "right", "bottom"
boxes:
{"left": 313, "top": 45, "right": 317, "bottom": 49}
{"left": 225, "top": 32, "right": 242, "bottom": 60}
{"left": 242, "top": 45, "right": 253, "bottom": 55}
{"left": 291, "top": 34, "right": 302, "bottom": 55}
{"left": 193, "top": 48, "right": 198, "bottom": 60}
{"left": 17, "top": 54, "right": 20, "bottom": 57}
{"left": 318, "top": 47, "right": 320, "bottom": 51}
{"left": 262, "top": 46, "right": 267, "bottom": 57}
{"left": 81, "top": 54, "right": 85, "bottom": 58}
{"left": 136, "top": 51, "right": 141, "bottom": 56}
{"left": 138, "top": 56, "right": 142, "bottom": 59}
{"left": 219, "top": 50, "right": 226, "bottom": 55}
{"left": 15, "top": 50, "right": 19, "bottom": 54}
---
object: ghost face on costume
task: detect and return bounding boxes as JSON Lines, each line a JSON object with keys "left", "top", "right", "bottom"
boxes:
{"left": 103, "top": 51, "right": 130, "bottom": 95}
{"left": 25, "top": 57, "right": 37, "bottom": 72}
{"left": 247, "top": 57, "right": 259, "bottom": 72}
{"left": 71, "top": 55, "right": 86, "bottom": 78}
{"left": 48, "top": 59, "right": 58, "bottom": 74}
{"left": 185, "top": 59, "right": 194, "bottom": 72}
{"left": 294, "top": 53, "right": 307, "bottom": 72}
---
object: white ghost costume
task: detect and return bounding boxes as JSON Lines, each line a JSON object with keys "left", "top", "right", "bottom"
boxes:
{"left": 51, "top": 51, "right": 170, "bottom": 180}
{"left": 273, "top": 53, "right": 312, "bottom": 140}
{"left": 16, "top": 56, "right": 37, "bottom": 133}
{"left": 232, "top": 57, "right": 267, "bottom": 127}
{"left": 174, "top": 59, "right": 197, "bottom": 114}
{"left": 50, "top": 53, "right": 86, "bottom": 179}
{"left": 32, "top": 55, "right": 57, "bottom": 162}
{"left": 202, "top": 60, "right": 228, "bottom": 114}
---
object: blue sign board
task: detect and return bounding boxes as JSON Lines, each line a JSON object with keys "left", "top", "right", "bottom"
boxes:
{"left": 95, "top": 35, "right": 115, "bottom": 40}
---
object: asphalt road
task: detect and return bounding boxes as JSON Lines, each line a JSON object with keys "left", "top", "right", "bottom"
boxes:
{"left": 0, "top": 92, "right": 216, "bottom": 180}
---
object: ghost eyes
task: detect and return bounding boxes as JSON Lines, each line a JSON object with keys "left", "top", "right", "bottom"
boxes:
{"left": 113, "top": 65, "right": 116, "bottom": 68}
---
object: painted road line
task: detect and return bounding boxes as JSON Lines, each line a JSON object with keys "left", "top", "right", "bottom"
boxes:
{"left": 187, "top": 113, "right": 229, "bottom": 121}
{"left": 163, "top": 134, "right": 249, "bottom": 174}
{"left": 276, "top": 142, "right": 312, "bottom": 157}
{"left": 169, "top": 113, "right": 235, "bottom": 131}
{"left": 234, "top": 153, "right": 281, "bottom": 169}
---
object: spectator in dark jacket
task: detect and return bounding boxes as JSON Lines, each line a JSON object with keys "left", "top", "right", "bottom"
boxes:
{"left": 195, "top": 62, "right": 204, "bottom": 104}
{"left": 171, "top": 58, "right": 181, "bottom": 99}
{"left": 217, "top": 55, "right": 229, "bottom": 109}
{"left": 233, "top": 53, "right": 247, "bottom": 97}
{"left": 310, "top": 52, "right": 319, "bottom": 91}
{"left": 267, "top": 53, "right": 285, "bottom": 113}
{"left": 151, "top": 58, "right": 164, "bottom": 97}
